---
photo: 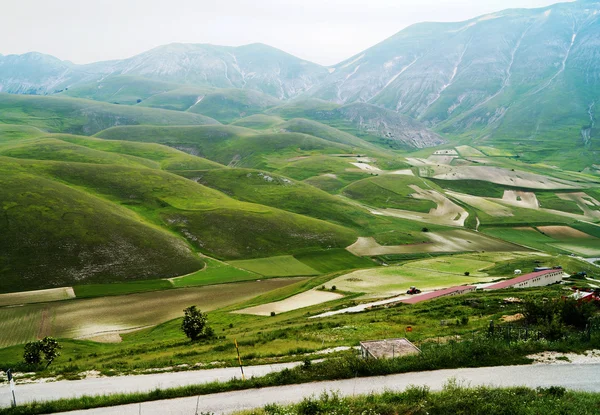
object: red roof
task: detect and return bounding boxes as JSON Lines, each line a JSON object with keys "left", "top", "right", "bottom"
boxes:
{"left": 486, "top": 269, "right": 562, "bottom": 290}
{"left": 401, "top": 285, "right": 476, "bottom": 304}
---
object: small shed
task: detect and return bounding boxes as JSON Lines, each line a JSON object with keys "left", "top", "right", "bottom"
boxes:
{"left": 360, "top": 338, "right": 420, "bottom": 359}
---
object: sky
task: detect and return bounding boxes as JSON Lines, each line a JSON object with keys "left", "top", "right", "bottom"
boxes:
{"left": 1, "top": 0, "right": 571, "bottom": 66}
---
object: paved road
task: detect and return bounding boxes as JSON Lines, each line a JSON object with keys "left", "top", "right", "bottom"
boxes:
{"left": 51, "top": 363, "right": 600, "bottom": 415}
{"left": 1, "top": 362, "right": 300, "bottom": 408}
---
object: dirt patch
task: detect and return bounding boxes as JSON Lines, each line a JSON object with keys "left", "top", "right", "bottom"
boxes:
{"left": 447, "top": 191, "right": 513, "bottom": 217}
{"left": 390, "top": 169, "right": 414, "bottom": 176}
{"left": 350, "top": 162, "right": 382, "bottom": 172}
{"left": 528, "top": 349, "right": 600, "bottom": 365}
{"left": 83, "top": 333, "right": 123, "bottom": 343}
{"left": 346, "top": 231, "right": 522, "bottom": 257}
{"left": 500, "top": 313, "right": 524, "bottom": 323}
{"left": 0, "top": 287, "right": 76, "bottom": 307}
{"left": 406, "top": 157, "right": 433, "bottom": 166}
{"left": 556, "top": 192, "right": 600, "bottom": 219}
{"left": 537, "top": 226, "right": 595, "bottom": 239}
{"left": 427, "top": 155, "right": 457, "bottom": 165}
{"left": 234, "top": 290, "right": 343, "bottom": 316}
{"left": 500, "top": 190, "right": 539, "bottom": 208}
{"left": 409, "top": 185, "right": 468, "bottom": 226}
{"left": 433, "top": 150, "right": 458, "bottom": 155}
{"left": 421, "top": 165, "right": 579, "bottom": 189}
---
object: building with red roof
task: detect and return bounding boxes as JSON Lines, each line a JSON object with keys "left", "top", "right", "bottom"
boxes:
{"left": 400, "top": 285, "right": 476, "bottom": 304}
{"left": 485, "top": 268, "right": 564, "bottom": 290}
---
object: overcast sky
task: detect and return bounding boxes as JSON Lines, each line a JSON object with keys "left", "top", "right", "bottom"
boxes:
{"left": 1, "top": 0, "right": 570, "bottom": 66}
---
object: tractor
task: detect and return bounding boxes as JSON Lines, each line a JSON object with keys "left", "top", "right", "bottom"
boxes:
{"left": 406, "top": 286, "right": 421, "bottom": 295}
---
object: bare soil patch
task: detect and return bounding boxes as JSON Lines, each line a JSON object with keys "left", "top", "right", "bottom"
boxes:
{"left": 234, "top": 290, "right": 343, "bottom": 316}
{"left": 537, "top": 225, "right": 595, "bottom": 239}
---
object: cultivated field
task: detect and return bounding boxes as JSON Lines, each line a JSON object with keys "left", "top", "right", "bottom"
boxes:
{"left": 229, "top": 256, "right": 321, "bottom": 277}
{"left": 346, "top": 230, "right": 523, "bottom": 256}
{"left": 0, "top": 278, "right": 304, "bottom": 347}
{"left": 234, "top": 290, "right": 343, "bottom": 316}
{"left": 0, "top": 287, "right": 75, "bottom": 307}
{"left": 325, "top": 256, "right": 497, "bottom": 297}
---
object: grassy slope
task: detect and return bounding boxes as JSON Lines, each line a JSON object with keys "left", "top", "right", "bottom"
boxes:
{"left": 0, "top": 159, "right": 204, "bottom": 292}
{"left": 342, "top": 175, "right": 438, "bottom": 213}
{"left": 187, "top": 89, "right": 281, "bottom": 123}
{"left": 60, "top": 75, "right": 182, "bottom": 105}
{"left": 95, "top": 125, "right": 353, "bottom": 170}
{"left": 0, "top": 93, "right": 219, "bottom": 135}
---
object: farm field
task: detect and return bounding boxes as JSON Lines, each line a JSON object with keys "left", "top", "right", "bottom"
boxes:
{"left": 229, "top": 256, "right": 321, "bottom": 277}
{"left": 347, "top": 230, "right": 523, "bottom": 257}
{"left": 325, "top": 255, "right": 499, "bottom": 297}
{"left": 234, "top": 290, "right": 344, "bottom": 316}
{"left": 0, "top": 278, "right": 304, "bottom": 347}
{"left": 293, "top": 249, "right": 377, "bottom": 273}
{"left": 170, "top": 258, "right": 260, "bottom": 288}
{"left": 0, "top": 287, "right": 75, "bottom": 307}
{"left": 482, "top": 226, "right": 600, "bottom": 256}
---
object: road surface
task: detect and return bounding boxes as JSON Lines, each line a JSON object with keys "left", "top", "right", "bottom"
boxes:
{"left": 46, "top": 363, "right": 600, "bottom": 414}
{"left": 1, "top": 362, "right": 300, "bottom": 408}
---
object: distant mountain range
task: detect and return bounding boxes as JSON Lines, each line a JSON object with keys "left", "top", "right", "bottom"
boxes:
{"left": 1, "top": 0, "right": 599, "bottom": 158}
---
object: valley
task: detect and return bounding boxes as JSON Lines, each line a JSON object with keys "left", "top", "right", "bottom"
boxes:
{"left": 1, "top": 1, "right": 600, "bottom": 413}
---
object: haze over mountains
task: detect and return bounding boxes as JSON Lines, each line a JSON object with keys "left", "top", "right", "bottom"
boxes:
{"left": 0, "top": 0, "right": 599, "bottom": 158}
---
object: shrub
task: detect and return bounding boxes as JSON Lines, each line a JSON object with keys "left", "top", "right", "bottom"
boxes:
{"left": 181, "top": 306, "right": 208, "bottom": 341}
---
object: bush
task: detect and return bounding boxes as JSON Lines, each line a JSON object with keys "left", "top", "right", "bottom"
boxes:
{"left": 23, "top": 337, "right": 62, "bottom": 368}
{"left": 181, "top": 306, "right": 208, "bottom": 341}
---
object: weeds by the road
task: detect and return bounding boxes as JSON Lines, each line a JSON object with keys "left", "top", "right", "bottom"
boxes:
{"left": 4, "top": 334, "right": 600, "bottom": 415}
{"left": 241, "top": 383, "right": 600, "bottom": 415}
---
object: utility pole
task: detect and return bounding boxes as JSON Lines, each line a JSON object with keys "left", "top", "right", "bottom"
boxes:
{"left": 234, "top": 339, "right": 246, "bottom": 381}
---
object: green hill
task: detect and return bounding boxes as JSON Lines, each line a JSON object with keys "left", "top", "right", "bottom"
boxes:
{"left": 187, "top": 89, "right": 281, "bottom": 123}
{"left": 0, "top": 93, "right": 220, "bottom": 135}
{"left": 230, "top": 114, "right": 285, "bottom": 129}
{"left": 60, "top": 75, "right": 181, "bottom": 105}
{"left": 95, "top": 125, "right": 352, "bottom": 170}
{"left": 0, "top": 158, "right": 205, "bottom": 293}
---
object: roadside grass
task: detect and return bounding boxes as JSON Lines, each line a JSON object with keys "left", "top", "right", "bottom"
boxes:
{"left": 229, "top": 256, "right": 320, "bottom": 277}
{"left": 241, "top": 386, "right": 600, "bottom": 415}
{"left": 5, "top": 333, "right": 600, "bottom": 415}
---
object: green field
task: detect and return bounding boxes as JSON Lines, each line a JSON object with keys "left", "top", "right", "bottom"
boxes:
{"left": 293, "top": 249, "right": 377, "bottom": 273}
{"left": 229, "top": 256, "right": 321, "bottom": 277}
{"left": 325, "top": 254, "right": 498, "bottom": 296}
{"left": 171, "top": 258, "right": 261, "bottom": 288}
{"left": 342, "top": 175, "right": 438, "bottom": 213}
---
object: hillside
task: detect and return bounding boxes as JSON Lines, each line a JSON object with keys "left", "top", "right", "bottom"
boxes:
{"left": 95, "top": 125, "right": 354, "bottom": 169}
{"left": 307, "top": 1, "right": 600, "bottom": 165}
{"left": 0, "top": 43, "right": 328, "bottom": 100}
{"left": 0, "top": 93, "right": 219, "bottom": 135}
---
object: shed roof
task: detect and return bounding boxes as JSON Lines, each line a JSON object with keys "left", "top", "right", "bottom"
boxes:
{"left": 400, "top": 285, "right": 476, "bottom": 305}
{"left": 360, "top": 338, "right": 420, "bottom": 359}
{"left": 486, "top": 269, "right": 562, "bottom": 290}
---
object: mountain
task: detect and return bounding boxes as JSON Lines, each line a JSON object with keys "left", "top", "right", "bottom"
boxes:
{"left": 309, "top": 0, "right": 600, "bottom": 162}
{"left": 0, "top": 43, "right": 328, "bottom": 100}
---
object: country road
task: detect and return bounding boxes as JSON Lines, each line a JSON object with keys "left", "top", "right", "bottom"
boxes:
{"left": 1, "top": 362, "right": 300, "bottom": 408}
{"left": 49, "top": 363, "right": 600, "bottom": 415}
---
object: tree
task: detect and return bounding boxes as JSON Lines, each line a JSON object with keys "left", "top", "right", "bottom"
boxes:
{"left": 23, "top": 337, "right": 61, "bottom": 368}
{"left": 181, "top": 306, "right": 208, "bottom": 341}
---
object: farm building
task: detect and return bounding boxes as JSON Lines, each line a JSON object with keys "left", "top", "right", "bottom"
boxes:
{"left": 360, "top": 338, "right": 420, "bottom": 359}
{"left": 485, "top": 268, "right": 564, "bottom": 290}
{"left": 400, "top": 285, "right": 476, "bottom": 305}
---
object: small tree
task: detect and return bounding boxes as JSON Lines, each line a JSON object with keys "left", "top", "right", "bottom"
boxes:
{"left": 24, "top": 341, "right": 43, "bottom": 365}
{"left": 23, "top": 337, "right": 61, "bottom": 368}
{"left": 181, "top": 306, "right": 208, "bottom": 341}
